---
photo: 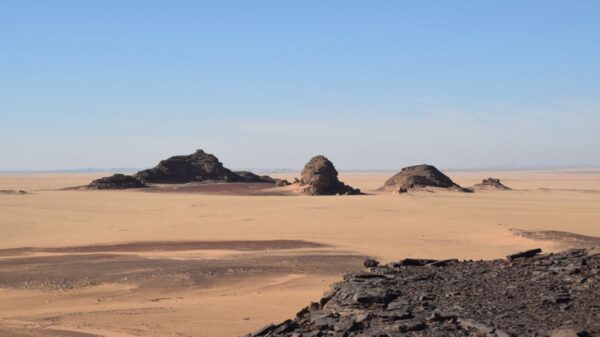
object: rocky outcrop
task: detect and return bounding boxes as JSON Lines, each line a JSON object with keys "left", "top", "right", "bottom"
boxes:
{"left": 88, "top": 174, "right": 146, "bottom": 189}
{"left": 135, "top": 149, "right": 241, "bottom": 183}
{"left": 299, "top": 155, "right": 361, "bottom": 195}
{"left": 247, "top": 247, "right": 600, "bottom": 337}
{"left": 88, "top": 150, "right": 285, "bottom": 189}
{"left": 234, "top": 171, "right": 290, "bottom": 186}
{"left": 471, "top": 178, "right": 511, "bottom": 190}
{"left": 379, "top": 164, "right": 468, "bottom": 193}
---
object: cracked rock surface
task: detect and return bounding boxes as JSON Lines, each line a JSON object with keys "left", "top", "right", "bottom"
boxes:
{"left": 247, "top": 248, "right": 600, "bottom": 337}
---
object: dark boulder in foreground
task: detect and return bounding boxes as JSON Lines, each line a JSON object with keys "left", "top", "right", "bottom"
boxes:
{"left": 247, "top": 247, "right": 600, "bottom": 337}
{"left": 299, "top": 155, "right": 361, "bottom": 195}
{"left": 135, "top": 149, "right": 241, "bottom": 183}
{"left": 88, "top": 174, "right": 145, "bottom": 189}
{"left": 379, "top": 164, "right": 469, "bottom": 193}
{"left": 471, "top": 177, "right": 511, "bottom": 190}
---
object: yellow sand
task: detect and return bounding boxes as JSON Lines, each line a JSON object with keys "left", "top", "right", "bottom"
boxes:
{"left": 0, "top": 171, "right": 599, "bottom": 337}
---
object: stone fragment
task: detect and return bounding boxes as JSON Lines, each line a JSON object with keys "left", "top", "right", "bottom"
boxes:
{"left": 397, "top": 258, "right": 438, "bottom": 266}
{"left": 507, "top": 248, "right": 542, "bottom": 261}
{"left": 364, "top": 258, "right": 380, "bottom": 268}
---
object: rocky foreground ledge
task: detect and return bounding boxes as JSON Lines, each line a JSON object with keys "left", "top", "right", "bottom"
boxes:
{"left": 247, "top": 247, "right": 600, "bottom": 337}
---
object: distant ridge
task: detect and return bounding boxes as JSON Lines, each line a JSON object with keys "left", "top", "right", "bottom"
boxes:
{"left": 0, "top": 168, "right": 141, "bottom": 174}
{"left": 3, "top": 165, "right": 600, "bottom": 175}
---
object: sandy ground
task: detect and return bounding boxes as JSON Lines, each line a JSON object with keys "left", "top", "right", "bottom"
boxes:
{"left": 1, "top": 170, "right": 599, "bottom": 337}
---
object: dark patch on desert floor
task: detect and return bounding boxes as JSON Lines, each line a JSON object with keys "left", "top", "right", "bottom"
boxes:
{"left": 0, "top": 189, "right": 29, "bottom": 195}
{"left": 141, "top": 182, "right": 293, "bottom": 196}
{"left": 511, "top": 228, "right": 600, "bottom": 248}
{"left": 0, "top": 239, "right": 327, "bottom": 256}
{"left": 0, "top": 241, "right": 364, "bottom": 291}
{"left": 0, "top": 328, "right": 102, "bottom": 337}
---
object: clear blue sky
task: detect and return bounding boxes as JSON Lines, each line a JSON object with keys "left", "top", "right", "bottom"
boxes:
{"left": 1, "top": 1, "right": 599, "bottom": 170}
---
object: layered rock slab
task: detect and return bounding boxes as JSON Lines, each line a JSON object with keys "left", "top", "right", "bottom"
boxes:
{"left": 248, "top": 248, "right": 599, "bottom": 337}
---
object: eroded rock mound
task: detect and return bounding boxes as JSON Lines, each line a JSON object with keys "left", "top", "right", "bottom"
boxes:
{"left": 88, "top": 174, "right": 145, "bottom": 189}
{"left": 299, "top": 155, "right": 361, "bottom": 195}
{"left": 135, "top": 149, "right": 241, "bottom": 183}
{"left": 248, "top": 247, "right": 600, "bottom": 337}
{"left": 471, "top": 177, "right": 511, "bottom": 190}
{"left": 88, "top": 150, "right": 285, "bottom": 189}
{"left": 379, "top": 164, "right": 468, "bottom": 193}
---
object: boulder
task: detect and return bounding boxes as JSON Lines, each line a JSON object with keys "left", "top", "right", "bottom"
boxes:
{"left": 378, "top": 164, "right": 468, "bottom": 193}
{"left": 88, "top": 174, "right": 145, "bottom": 189}
{"left": 299, "top": 155, "right": 361, "bottom": 195}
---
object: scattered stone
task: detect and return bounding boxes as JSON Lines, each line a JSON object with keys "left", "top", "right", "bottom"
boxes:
{"left": 363, "top": 258, "right": 380, "bottom": 268}
{"left": 428, "top": 259, "right": 459, "bottom": 267}
{"left": 470, "top": 178, "right": 511, "bottom": 190}
{"left": 298, "top": 155, "right": 361, "bottom": 195}
{"left": 586, "top": 246, "right": 600, "bottom": 257}
{"left": 251, "top": 323, "right": 275, "bottom": 336}
{"left": 507, "top": 248, "right": 542, "bottom": 261}
{"left": 378, "top": 164, "right": 470, "bottom": 193}
{"left": 396, "top": 258, "right": 437, "bottom": 266}
{"left": 88, "top": 174, "right": 146, "bottom": 189}
{"left": 248, "top": 249, "right": 600, "bottom": 337}
{"left": 550, "top": 329, "right": 591, "bottom": 337}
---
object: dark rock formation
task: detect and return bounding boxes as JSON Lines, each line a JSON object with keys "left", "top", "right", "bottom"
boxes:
{"left": 87, "top": 150, "right": 287, "bottom": 189}
{"left": 471, "top": 178, "right": 511, "bottom": 190}
{"left": 87, "top": 150, "right": 286, "bottom": 189}
{"left": 379, "top": 165, "right": 469, "bottom": 193}
{"left": 299, "top": 156, "right": 361, "bottom": 195}
{"left": 135, "top": 149, "right": 241, "bottom": 183}
{"left": 88, "top": 174, "right": 145, "bottom": 189}
{"left": 0, "top": 190, "right": 28, "bottom": 195}
{"left": 248, "top": 247, "right": 600, "bottom": 337}
{"left": 235, "top": 171, "right": 290, "bottom": 186}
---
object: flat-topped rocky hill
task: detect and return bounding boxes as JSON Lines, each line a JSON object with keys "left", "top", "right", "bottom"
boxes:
{"left": 379, "top": 165, "right": 469, "bottom": 193}
{"left": 86, "top": 149, "right": 287, "bottom": 189}
{"left": 248, "top": 247, "right": 600, "bottom": 337}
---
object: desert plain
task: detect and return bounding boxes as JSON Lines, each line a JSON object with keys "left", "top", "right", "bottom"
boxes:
{"left": 0, "top": 170, "right": 599, "bottom": 337}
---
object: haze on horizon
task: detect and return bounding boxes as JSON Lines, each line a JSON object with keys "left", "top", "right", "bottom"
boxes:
{"left": 1, "top": 1, "right": 599, "bottom": 171}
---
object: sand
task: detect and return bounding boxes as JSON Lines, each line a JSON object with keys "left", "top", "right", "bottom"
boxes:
{"left": 0, "top": 170, "right": 599, "bottom": 336}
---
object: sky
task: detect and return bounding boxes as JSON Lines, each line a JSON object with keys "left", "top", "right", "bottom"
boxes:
{"left": 1, "top": 1, "right": 599, "bottom": 171}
